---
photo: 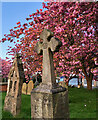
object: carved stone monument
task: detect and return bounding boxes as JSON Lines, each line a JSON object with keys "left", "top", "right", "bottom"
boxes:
{"left": 31, "top": 29, "right": 69, "bottom": 119}
{"left": 4, "top": 53, "right": 24, "bottom": 116}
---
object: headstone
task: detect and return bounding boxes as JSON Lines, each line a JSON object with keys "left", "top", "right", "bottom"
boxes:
{"left": 31, "top": 29, "right": 69, "bottom": 119}
{"left": 22, "top": 83, "right": 27, "bottom": 94}
{"left": 27, "top": 80, "right": 34, "bottom": 95}
{"left": 4, "top": 53, "right": 24, "bottom": 116}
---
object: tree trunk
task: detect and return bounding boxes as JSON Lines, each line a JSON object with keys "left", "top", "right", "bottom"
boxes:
{"left": 86, "top": 78, "right": 92, "bottom": 90}
{"left": 26, "top": 83, "right": 28, "bottom": 95}
{"left": 82, "top": 65, "right": 93, "bottom": 90}
{"left": 66, "top": 81, "right": 68, "bottom": 86}
{"left": 80, "top": 77, "right": 82, "bottom": 86}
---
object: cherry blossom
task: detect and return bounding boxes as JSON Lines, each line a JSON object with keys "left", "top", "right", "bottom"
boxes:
{"left": 1, "top": 1, "right": 97, "bottom": 90}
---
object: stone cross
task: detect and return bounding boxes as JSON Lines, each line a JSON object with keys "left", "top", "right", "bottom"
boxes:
{"left": 31, "top": 29, "right": 69, "bottom": 119}
{"left": 36, "top": 29, "right": 62, "bottom": 88}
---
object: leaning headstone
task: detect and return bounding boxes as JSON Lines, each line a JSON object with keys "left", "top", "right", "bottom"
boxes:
{"left": 4, "top": 53, "right": 24, "bottom": 116}
{"left": 27, "top": 80, "right": 34, "bottom": 95}
{"left": 31, "top": 29, "right": 69, "bottom": 119}
{"left": 22, "top": 83, "right": 27, "bottom": 94}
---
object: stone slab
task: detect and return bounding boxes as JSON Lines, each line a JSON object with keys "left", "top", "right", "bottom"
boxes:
{"left": 22, "top": 83, "right": 27, "bottom": 94}
{"left": 27, "top": 80, "right": 34, "bottom": 95}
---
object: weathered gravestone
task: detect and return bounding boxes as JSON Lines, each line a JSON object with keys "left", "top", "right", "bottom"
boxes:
{"left": 4, "top": 53, "right": 24, "bottom": 116}
{"left": 22, "top": 83, "right": 27, "bottom": 94}
{"left": 31, "top": 29, "right": 69, "bottom": 119}
{"left": 27, "top": 80, "right": 34, "bottom": 95}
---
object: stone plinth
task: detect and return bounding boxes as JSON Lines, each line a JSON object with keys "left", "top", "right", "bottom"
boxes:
{"left": 31, "top": 84, "right": 69, "bottom": 119}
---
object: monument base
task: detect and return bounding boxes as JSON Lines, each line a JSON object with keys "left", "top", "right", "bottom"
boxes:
{"left": 4, "top": 95, "right": 21, "bottom": 116}
{"left": 31, "top": 83, "right": 69, "bottom": 119}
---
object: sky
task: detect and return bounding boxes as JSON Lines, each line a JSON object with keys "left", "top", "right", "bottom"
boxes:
{"left": 0, "top": 1, "right": 45, "bottom": 60}
{"left": 1, "top": 1, "right": 97, "bottom": 60}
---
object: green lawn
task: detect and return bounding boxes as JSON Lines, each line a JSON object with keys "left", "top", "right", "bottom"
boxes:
{"left": 0, "top": 87, "right": 97, "bottom": 119}
{"left": 68, "top": 87, "right": 97, "bottom": 119}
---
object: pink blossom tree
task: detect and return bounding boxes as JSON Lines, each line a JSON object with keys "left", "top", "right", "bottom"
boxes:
{"left": 1, "top": 2, "right": 97, "bottom": 90}
{"left": 0, "top": 57, "right": 11, "bottom": 82}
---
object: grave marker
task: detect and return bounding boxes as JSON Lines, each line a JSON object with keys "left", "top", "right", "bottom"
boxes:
{"left": 4, "top": 53, "right": 24, "bottom": 116}
{"left": 22, "top": 83, "right": 27, "bottom": 94}
{"left": 31, "top": 29, "right": 69, "bottom": 119}
{"left": 27, "top": 80, "right": 34, "bottom": 95}
{"left": 36, "top": 29, "right": 62, "bottom": 87}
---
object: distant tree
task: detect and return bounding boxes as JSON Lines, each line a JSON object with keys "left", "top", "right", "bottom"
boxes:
{"left": 0, "top": 57, "right": 11, "bottom": 82}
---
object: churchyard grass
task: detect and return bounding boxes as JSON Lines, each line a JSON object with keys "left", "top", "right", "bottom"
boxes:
{"left": 68, "top": 87, "right": 97, "bottom": 118}
{"left": 1, "top": 87, "right": 97, "bottom": 119}
{"left": 2, "top": 92, "right": 31, "bottom": 119}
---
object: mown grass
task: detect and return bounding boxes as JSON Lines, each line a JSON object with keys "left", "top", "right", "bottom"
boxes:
{"left": 68, "top": 87, "right": 97, "bottom": 119}
{"left": 0, "top": 87, "right": 97, "bottom": 119}
{"left": 1, "top": 92, "right": 31, "bottom": 119}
